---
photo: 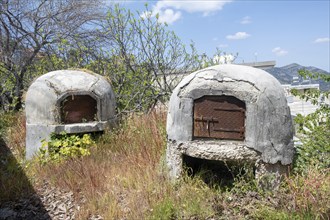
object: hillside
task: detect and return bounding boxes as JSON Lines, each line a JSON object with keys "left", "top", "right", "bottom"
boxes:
{"left": 265, "top": 63, "right": 330, "bottom": 91}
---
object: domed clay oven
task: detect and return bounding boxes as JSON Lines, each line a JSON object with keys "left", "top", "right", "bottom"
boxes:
{"left": 166, "top": 64, "right": 294, "bottom": 183}
{"left": 25, "top": 70, "right": 116, "bottom": 159}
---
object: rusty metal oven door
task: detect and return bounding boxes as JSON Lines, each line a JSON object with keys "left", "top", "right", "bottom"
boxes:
{"left": 60, "top": 95, "right": 97, "bottom": 124}
{"left": 193, "top": 96, "right": 246, "bottom": 140}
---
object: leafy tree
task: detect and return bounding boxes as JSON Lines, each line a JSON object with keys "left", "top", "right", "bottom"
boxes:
{"left": 0, "top": 0, "right": 105, "bottom": 110}
{"left": 291, "top": 69, "right": 330, "bottom": 172}
{"left": 89, "top": 4, "right": 200, "bottom": 113}
{"left": 1, "top": 2, "right": 214, "bottom": 115}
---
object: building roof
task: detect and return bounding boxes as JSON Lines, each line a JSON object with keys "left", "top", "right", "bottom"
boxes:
{"left": 237, "top": 61, "right": 276, "bottom": 70}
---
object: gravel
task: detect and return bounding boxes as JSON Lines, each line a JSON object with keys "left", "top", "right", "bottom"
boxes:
{"left": 0, "top": 181, "right": 82, "bottom": 220}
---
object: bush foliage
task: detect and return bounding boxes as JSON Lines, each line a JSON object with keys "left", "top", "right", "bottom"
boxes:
{"left": 292, "top": 70, "right": 330, "bottom": 172}
{"left": 39, "top": 132, "right": 95, "bottom": 164}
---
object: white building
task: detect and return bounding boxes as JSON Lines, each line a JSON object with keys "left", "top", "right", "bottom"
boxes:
{"left": 282, "top": 83, "right": 322, "bottom": 116}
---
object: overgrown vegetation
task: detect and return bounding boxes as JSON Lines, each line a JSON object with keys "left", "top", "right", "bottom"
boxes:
{"left": 291, "top": 70, "right": 330, "bottom": 173}
{"left": 1, "top": 1, "right": 234, "bottom": 115}
{"left": 0, "top": 1, "right": 203, "bottom": 114}
{"left": 38, "top": 132, "right": 95, "bottom": 164}
{"left": 1, "top": 0, "right": 329, "bottom": 218}
{"left": 0, "top": 112, "right": 31, "bottom": 202}
{"left": 1, "top": 108, "right": 329, "bottom": 219}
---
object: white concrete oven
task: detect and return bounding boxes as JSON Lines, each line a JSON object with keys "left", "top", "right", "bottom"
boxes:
{"left": 25, "top": 70, "right": 116, "bottom": 159}
{"left": 166, "top": 64, "right": 295, "bottom": 182}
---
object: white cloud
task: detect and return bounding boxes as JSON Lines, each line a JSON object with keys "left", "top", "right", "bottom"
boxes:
{"left": 240, "top": 16, "right": 251, "bottom": 24}
{"left": 145, "top": 0, "right": 232, "bottom": 24}
{"left": 313, "top": 37, "right": 330, "bottom": 43}
{"left": 272, "top": 47, "right": 288, "bottom": 56}
{"left": 226, "top": 32, "right": 251, "bottom": 40}
{"left": 154, "top": 0, "right": 232, "bottom": 15}
{"left": 141, "top": 8, "right": 181, "bottom": 24}
{"left": 158, "top": 9, "right": 182, "bottom": 24}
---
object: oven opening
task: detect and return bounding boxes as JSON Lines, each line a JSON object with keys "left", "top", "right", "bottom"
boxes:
{"left": 182, "top": 154, "right": 254, "bottom": 187}
{"left": 60, "top": 95, "right": 97, "bottom": 124}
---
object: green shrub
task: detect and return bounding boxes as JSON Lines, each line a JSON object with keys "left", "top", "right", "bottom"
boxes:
{"left": 39, "top": 132, "right": 95, "bottom": 164}
{"left": 292, "top": 70, "right": 330, "bottom": 173}
{"left": 294, "top": 113, "right": 330, "bottom": 172}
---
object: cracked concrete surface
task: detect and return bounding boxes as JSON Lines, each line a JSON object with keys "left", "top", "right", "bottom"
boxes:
{"left": 25, "top": 70, "right": 116, "bottom": 159}
{"left": 166, "top": 64, "right": 294, "bottom": 180}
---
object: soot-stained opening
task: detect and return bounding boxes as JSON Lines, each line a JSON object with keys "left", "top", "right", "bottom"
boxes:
{"left": 60, "top": 95, "right": 97, "bottom": 124}
{"left": 193, "top": 95, "right": 246, "bottom": 140}
{"left": 182, "top": 154, "right": 253, "bottom": 187}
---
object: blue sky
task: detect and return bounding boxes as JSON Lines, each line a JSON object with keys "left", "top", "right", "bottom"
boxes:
{"left": 121, "top": 0, "right": 330, "bottom": 71}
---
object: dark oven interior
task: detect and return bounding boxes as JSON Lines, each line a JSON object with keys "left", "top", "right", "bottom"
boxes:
{"left": 60, "top": 95, "right": 97, "bottom": 124}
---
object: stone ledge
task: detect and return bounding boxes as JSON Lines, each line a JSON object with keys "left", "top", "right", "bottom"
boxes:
{"left": 53, "top": 121, "right": 112, "bottom": 133}
{"left": 173, "top": 140, "right": 261, "bottom": 163}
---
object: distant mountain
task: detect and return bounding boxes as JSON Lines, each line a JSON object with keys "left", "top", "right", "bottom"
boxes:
{"left": 265, "top": 63, "right": 330, "bottom": 91}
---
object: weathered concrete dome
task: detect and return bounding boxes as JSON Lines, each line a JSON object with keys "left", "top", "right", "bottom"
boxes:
{"left": 26, "top": 70, "right": 116, "bottom": 159}
{"left": 166, "top": 64, "right": 294, "bottom": 179}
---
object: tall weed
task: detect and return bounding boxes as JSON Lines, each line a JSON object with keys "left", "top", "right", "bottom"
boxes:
{"left": 0, "top": 112, "right": 31, "bottom": 202}
{"left": 2, "top": 110, "right": 329, "bottom": 219}
{"left": 285, "top": 167, "right": 330, "bottom": 219}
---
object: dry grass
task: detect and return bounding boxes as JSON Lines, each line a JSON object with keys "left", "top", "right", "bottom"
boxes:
{"left": 0, "top": 112, "right": 31, "bottom": 202}
{"left": 1, "top": 110, "right": 330, "bottom": 219}
{"left": 31, "top": 111, "right": 157, "bottom": 217}
{"left": 285, "top": 167, "right": 330, "bottom": 219}
{"left": 31, "top": 110, "right": 216, "bottom": 219}
{"left": 0, "top": 112, "right": 26, "bottom": 155}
